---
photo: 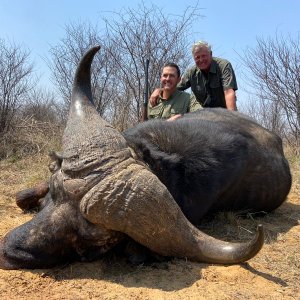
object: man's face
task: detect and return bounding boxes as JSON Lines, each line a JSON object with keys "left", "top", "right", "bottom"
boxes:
{"left": 193, "top": 47, "right": 212, "bottom": 72}
{"left": 160, "top": 66, "right": 180, "bottom": 93}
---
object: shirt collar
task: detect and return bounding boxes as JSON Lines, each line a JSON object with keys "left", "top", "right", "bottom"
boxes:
{"left": 159, "top": 89, "right": 180, "bottom": 101}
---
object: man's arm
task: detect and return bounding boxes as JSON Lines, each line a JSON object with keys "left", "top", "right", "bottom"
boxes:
{"left": 224, "top": 88, "right": 237, "bottom": 111}
{"left": 176, "top": 71, "right": 191, "bottom": 91}
{"left": 188, "top": 93, "right": 202, "bottom": 112}
{"left": 220, "top": 61, "right": 238, "bottom": 111}
{"left": 149, "top": 88, "right": 161, "bottom": 107}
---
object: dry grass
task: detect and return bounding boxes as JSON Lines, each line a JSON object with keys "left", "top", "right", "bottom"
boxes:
{"left": 0, "top": 155, "right": 299, "bottom": 299}
{"left": 0, "top": 117, "right": 63, "bottom": 160}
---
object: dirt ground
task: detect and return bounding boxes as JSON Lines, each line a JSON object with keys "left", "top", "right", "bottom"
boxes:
{"left": 0, "top": 155, "right": 299, "bottom": 300}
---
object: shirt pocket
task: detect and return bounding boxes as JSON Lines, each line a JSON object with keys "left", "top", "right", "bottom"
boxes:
{"left": 170, "top": 104, "right": 186, "bottom": 116}
{"left": 209, "top": 77, "right": 221, "bottom": 89}
{"left": 191, "top": 77, "right": 206, "bottom": 103}
{"left": 148, "top": 104, "right": 165, "bottom": 119}
{"left": 191, "top": 86, "right": 206, "bottom": 105}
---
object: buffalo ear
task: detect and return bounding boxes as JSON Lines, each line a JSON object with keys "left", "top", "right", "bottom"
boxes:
{"left": 48, "top": 151, "right": 63, "bottom": 173}
{"left": 15, "top": 182, "right": 49, "bottom": 211}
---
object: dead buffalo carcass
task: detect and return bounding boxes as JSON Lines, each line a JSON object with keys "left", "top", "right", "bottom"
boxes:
{"left": 0, "top": 46, "right": 291, "bottom": 270}
{"left": 123, "top": 108, "right": 292, "bottom": 224}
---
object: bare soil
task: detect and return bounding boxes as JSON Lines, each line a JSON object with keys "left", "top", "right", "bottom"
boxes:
{"left": 0, "top": 155, "right": 299, "bottom": 300}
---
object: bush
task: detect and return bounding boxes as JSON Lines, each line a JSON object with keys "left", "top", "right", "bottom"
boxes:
{"left": 0, "top": 116, "right": 63, "bottom": 160}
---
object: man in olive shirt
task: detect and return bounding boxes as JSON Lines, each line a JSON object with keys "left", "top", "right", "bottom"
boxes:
{"left": 150, "top": 41, "right": 238, "bottom": 110}
{"left": 148, "top": 63, "right": 201, "bottom": 121}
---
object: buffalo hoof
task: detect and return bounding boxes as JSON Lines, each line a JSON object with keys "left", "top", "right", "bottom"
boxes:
{"left": 16, "top": 182, "right": 49, "bottom": 211}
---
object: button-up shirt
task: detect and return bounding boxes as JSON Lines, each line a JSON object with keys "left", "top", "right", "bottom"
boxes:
{"left": 177, "top": 57, "right": 238, "bottom": 108}
{"left": 147, "top": 90, "right": 201, "bottom": 120}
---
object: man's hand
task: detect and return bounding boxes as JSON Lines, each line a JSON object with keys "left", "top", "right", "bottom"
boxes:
{"left": 167, "top": 114, "right": 182, "bottom": 122}
{"left": 149, "top": 88, "right": 161, "bottom": 107}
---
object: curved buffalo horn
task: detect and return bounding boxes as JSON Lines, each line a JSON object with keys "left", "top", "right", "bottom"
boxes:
{"left": 71, "top": 46, "right": 263, "bottom": 264}
{"left": 71, "top": 46, "right": 99, "bottom": 107}
{"left": 62, "top": 46, "right": 132, "bottom": 196}
{"left": 80, "top": 163, "right": 264, "bottom": 264}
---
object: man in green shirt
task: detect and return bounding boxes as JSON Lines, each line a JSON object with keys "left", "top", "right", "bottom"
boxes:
{"left": 148, "top": 63, "right": 201, "bottom": 121}
{"left": 150, "top": 41, "right": 238, "bottom": 110}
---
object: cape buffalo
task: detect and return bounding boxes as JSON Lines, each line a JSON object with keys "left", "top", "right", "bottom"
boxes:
{"left": 123, "top": 108, "right": 292, "bottom": 224}
{"left": 0, "top": 46, "right": 291, "bottom": 270}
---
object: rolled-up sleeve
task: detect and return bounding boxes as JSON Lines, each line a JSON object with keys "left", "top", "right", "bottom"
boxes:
{"left": 221, "top": 62, "right": 238, "bottom": 91}
{"left": 177, "top": 69, "right": 192, "bottom": 91}
{"left": 188, "top": 94, "right": 202, "bottom": 112}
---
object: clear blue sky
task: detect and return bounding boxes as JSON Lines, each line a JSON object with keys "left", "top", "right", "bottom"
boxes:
{"left": 0, "top": 0, "right": 299, "bottom": 104}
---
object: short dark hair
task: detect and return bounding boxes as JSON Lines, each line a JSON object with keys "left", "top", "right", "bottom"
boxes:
{"left": 162, "top": 62, "right": 181, "bottom": 77}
